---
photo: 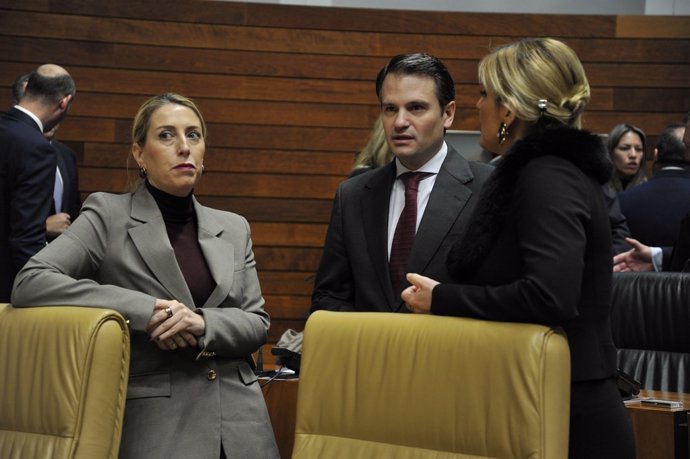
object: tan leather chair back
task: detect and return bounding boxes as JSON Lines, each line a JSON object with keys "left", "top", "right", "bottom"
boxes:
{"left": 0, "top": 304, "right": 130, "bottom": 459}
{"left": 293, "top": 311, "right": 570, "bottom": 458}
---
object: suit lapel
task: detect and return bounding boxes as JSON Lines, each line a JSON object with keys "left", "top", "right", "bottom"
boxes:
{"left": 361, "top": 164, "right": 398, "bottom": 309}
{"left": 5, "top": 107, "right": 43, "bottom": 133}
{"left": 194, "top": 201, "right": 234, "bottom": 309}
{"left": 128, "top": 186, "right": 193, "bottom": 305}
{"left": 408, "top": 147, "right": 475, "bottom": 278}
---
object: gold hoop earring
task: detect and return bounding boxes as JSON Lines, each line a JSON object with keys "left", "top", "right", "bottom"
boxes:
{"left": 497, "top": 122, "right": 509, "bottom": 145}
{"left": 138, "top": 167, "right": 147, "bottom": 178}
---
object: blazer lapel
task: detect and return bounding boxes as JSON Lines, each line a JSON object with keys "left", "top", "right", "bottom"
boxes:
{"left": 408, "top": 147, "right": 474, "bottom": 277}
{"left": 361, "top": 164, "right": 398, "bottom": 310}
{"left": 127, "top": 186, "right": 194, "bottom": 305}
{"left": 194, "top": 201, "right": 234, "bottom": 309}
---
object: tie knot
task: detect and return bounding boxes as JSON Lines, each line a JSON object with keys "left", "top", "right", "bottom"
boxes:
{"left": 399, "top": 172, "right": 433, "bottom": 191}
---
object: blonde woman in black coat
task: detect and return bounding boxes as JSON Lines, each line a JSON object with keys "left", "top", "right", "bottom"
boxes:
{"left": 402, "top": 38, "right": 635, "bottom": 458}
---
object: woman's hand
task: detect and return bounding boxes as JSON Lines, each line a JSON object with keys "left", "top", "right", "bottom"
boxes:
{"left": 401, "top": 273, "right": 439, "bottom": 314}
{"left": 147, "top": 299, "right": 206, "bottom": 350}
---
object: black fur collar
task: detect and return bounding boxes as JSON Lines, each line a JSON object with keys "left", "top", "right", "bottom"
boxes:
{"left": 447, "top": 127, "right": 611, "bottom": 280}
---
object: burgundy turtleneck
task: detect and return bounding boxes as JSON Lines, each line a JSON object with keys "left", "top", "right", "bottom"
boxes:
{"left": 146, "top": 181, "right": 215, "bottom": 308}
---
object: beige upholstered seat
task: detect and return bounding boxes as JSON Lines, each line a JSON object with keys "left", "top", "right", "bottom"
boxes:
{"left": 293, "top": 311, "right": 570, "bottom": 458}
{"left": 0, "top": 303, "right": 130, "bottom": 459}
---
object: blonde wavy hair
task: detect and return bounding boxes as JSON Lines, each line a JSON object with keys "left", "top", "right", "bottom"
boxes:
{"left": 352, "top": 115, "right": 394, "bottom": 171}
{"left": 478, "top": 38, "right": 590, "bottom": 130}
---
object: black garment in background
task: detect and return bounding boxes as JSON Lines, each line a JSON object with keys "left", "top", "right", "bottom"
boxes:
{"left": 51, "top": 139, "right": 82, "bottom": 222}
{"left": 669, "top": 212, "right": 690, "bottom": 271}
{"left": 146, "top": 181, "right": 215, "bottom": 307}
{"left": 0, "top": 107, "right": 56, "bottom": 302}
{"left": 601, "top": 185, "right": 632, "bottom": 256}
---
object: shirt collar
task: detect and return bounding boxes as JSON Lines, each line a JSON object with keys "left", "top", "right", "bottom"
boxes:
{"left": 13, "top": 105, "right": 44, "bottom": 133}
{"left": 394, "top": 141, "right": 448, "bottom": 177}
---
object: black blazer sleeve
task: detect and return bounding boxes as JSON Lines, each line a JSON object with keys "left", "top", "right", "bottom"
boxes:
{"left": 432, "top": 157, "right": 601, "bottom": 325}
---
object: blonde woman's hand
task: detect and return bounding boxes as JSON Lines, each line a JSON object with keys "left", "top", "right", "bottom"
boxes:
{"left": 401, "top": 273, "right": 439, "bottom": 314}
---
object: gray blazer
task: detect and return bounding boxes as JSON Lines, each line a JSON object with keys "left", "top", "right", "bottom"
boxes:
{"left": 12, "top": 185, "right": 279, "bottom": 459}
{"left": 311, "top": 146, "right": 494, "bottom": 313}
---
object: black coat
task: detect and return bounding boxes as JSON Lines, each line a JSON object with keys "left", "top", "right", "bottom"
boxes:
{"left": 0, "top": 107, "right": 56, "bottom": 301}
{"left": 51, "top": 139, "right": 81, "bottom": 222}
{"left": 432, "top": 127, "right": 617, "bottom": 382}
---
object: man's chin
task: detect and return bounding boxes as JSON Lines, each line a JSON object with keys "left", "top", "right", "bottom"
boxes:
{"left": 392, "top": 148, "right": 417, "bottom": 160}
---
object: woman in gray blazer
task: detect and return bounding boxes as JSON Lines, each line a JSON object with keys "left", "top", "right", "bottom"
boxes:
{"left": 12, "top": 93, "right": 279, "bottom": 459}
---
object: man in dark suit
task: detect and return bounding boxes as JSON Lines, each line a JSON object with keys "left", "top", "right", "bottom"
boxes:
{"left": 311, "top": 53, "right": 493, "bottom": 313}
{"left": 0, "top": 64, "right": 76, "bottom": 301}
{"left": 618, "top": 123, "right": 688, "bottom": 265}
{"left": 614, "top": 117, "right": 690, "bottom": 272}
{"left": 12, "top": 73, "right": 81, "bottom": 240}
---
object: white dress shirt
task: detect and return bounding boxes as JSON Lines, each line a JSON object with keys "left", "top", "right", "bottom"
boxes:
{"left": 387, "top": 142, "right": 448, "bottom": 258}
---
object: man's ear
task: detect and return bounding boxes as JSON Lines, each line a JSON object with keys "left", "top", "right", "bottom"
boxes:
{"left": 58, "top": 94, "right": 73, "bottom": 111}
{"left": 443, "top": 100, "right": 456, "bottom": 129}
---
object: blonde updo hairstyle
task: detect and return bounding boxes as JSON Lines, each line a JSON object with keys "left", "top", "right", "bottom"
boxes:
{"left": 128, "top": 93, "right": 207, "bottom": 189}
{"left": 478, "top": 38, "right": 590, "bottom": 130}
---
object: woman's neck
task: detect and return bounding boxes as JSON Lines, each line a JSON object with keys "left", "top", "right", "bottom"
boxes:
{"left": 145, "top": 180, "right": 194, "bottom": 224}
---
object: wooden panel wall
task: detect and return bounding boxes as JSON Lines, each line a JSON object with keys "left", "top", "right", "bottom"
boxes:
{"left": 1, "top": 0, "right": 688, "bottom": 343}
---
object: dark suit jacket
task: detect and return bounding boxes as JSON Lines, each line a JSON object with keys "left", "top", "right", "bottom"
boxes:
{"left": 51, "top": 139, "right": 81, "bottom": 221}
{"left": 311, "top": 146, "right": 493, "bottom": 313}
{"left": 12, "top": 184, "right": 279, "bottom": 458}
{"left": 0, "top": 107, "right": 56, "bottom": 301}
{"left": 602, "top": 184, "right": 632, "bottom": 255}
{"left": 433, "top": 128, "right": 617, "bottom": 383}
{"left": 618, "top": 168, "right": 690, "bottom": 250}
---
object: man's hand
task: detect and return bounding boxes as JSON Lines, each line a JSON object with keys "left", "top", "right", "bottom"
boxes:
{"left": 613, "top": 237, "right": 654, "bottom": 272}
{"left": 46, "top": 212, "right": 71, "bottom": 238}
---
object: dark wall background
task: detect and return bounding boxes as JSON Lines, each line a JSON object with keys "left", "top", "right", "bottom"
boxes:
{"left": 1, "top": 0, "right": 688, "bottom": 341}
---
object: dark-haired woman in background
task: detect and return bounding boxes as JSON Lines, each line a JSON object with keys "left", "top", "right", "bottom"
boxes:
{"left": 607, "top": 123, "right": 647, "bottom": 192}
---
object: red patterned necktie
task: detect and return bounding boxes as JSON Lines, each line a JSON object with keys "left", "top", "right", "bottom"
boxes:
{"left": 389, "top": 172, "right": 432, "bottom": 297}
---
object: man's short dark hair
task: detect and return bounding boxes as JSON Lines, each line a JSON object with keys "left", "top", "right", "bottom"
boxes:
{"left": 375, "top": 53, "right": 455, "bottom": 111}
{"left": 11, "top": 73, "right": 30, "bottom": 105}
{"left": 656, "top": 123, "right": 688, "bottom": 166}
{"left": 25, "top": 70, "right": 76, "bottom": 105}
